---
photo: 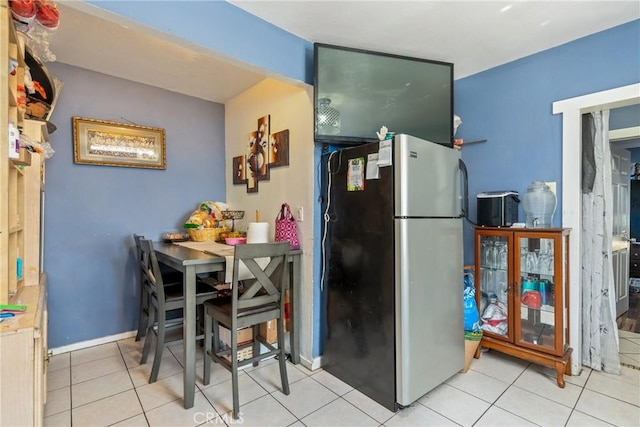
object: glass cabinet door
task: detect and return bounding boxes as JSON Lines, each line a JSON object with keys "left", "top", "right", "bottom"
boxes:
{"left": 516, "top": 235, "right": 557, "bottom": 352}
{"left": 478, "top": 234, "right": 510, "bottom": 338}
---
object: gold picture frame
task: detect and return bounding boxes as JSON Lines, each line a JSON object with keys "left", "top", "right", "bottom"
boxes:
{"left": 72, "top": 116, "right": 166, "bottom": 169}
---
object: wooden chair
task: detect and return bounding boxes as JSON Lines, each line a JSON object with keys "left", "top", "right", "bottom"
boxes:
{"left": 202, "top": 242, "right": 291, "bottom": 419}
{"left": 133, "top": 234, "right": 182, "bottom": 342}
{"left": 138, "top": 238, "right": 218, "bottom": 383}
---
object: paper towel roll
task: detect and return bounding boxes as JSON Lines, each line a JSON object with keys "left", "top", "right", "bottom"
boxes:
{"left": 247, "top": 222, "right": 269, "bottom": 243}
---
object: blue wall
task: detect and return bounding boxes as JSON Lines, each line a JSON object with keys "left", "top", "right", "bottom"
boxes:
{"left": 45, "top": 63, "right": 225, "bottom": 347}
{"left": 454, "top": 19, "right": 640, "bottom": 265}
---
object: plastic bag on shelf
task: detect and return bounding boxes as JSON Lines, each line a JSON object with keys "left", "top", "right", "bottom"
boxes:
{"left": 463, "top": 266, "right": 480, "bottom": 332}
{"left": 480, "top": 295, "right": 508, "bottom": 335}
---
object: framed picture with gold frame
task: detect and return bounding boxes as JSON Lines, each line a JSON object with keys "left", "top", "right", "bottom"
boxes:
{"left": 72, "top": 116, "right": 166, "bottom": 169}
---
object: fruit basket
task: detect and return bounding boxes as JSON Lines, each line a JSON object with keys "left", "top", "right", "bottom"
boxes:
{"left": 188, "top": 227, "right": 230, "bottom": 242}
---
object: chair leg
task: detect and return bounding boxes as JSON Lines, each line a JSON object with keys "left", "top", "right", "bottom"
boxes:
{"left": 213, "top": 319, "right": 221, "bottom": 361}
{"left": 252, "top": 324, "right": 260, "bottom": 367}
{"left": 277, "top": 317, "right": 290, "bottom": 395}
{"left": 203, "top": 309, "right": 212, "bottom": 386}
{"left": 135, "top": 284, "right": 148, "bottom": 341}
{"left": 149, "top": 304, "right": 166, "bottom": 383}
{"left": 140, "top": 302, "right": 156, "bottom": 364}
{"left": 231, "top": 329, "right": 240, "bottom": 419}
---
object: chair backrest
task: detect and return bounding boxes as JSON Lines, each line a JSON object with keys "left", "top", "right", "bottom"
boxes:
{"left": 139, "top": 238, "right": 167, "bottom": 301}
{"left": 231, "top": 242, "right": 290, "bottom": 313}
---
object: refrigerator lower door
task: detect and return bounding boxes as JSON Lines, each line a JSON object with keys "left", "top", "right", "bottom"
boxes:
{"left": 395, "top": 217, "right": 464, "bottom": 406}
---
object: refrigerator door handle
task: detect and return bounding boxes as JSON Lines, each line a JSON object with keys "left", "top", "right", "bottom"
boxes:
{"left": 459, "top": 159, "right": 469, "bottom": 218}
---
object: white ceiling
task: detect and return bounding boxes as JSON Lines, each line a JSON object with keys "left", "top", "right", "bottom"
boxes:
{"left": 44, "top": 1, "right": 640, "bottom": 104}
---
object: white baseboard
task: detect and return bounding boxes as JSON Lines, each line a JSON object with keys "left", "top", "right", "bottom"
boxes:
{"left": 50, "top": 330, "right": 137, "bottom": 355}
{"left": 300, "top": 354, "right": 323, "bottom": 371}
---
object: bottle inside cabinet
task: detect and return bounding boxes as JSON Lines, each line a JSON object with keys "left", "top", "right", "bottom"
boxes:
{"left": 517, "top": 236, "right": 557, "bottom": 353}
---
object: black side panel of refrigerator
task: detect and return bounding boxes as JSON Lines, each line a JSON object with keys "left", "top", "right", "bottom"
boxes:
{"left": 321, "top": 143, "right": 397, "bottom": 411}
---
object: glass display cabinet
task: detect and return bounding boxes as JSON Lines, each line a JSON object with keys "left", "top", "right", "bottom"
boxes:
{"left": 474, "top": 227, "right": 572, "bottom": 388}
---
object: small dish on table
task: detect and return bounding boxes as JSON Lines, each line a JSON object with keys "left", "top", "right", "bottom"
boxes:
{"left": 162, "top": 231, "right": 189, "bottom": 243}
{"left": 225, "top": 237, "right": 247, "bottom": 246}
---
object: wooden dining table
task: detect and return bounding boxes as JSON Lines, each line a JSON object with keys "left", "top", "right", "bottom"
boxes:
{"left": 153, "top": 242, "right": 302, "bottom": 409}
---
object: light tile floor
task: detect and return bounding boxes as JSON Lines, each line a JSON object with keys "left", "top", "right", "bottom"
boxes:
{"left": 619, "top": 329, "right": 640, "bottom": 369}
{"left": 45, "top": 334, "right": 640, "bottom": 427}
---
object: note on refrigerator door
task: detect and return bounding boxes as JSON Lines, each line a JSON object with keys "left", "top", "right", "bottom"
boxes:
{"left": 377, "top": 139, "right": 392, "bottom": 167}
{"left": 347, "top": 157, "right": 365, "bottom": 191}
{"left": 366, "top": 153, "right": 380, "bottom": 180}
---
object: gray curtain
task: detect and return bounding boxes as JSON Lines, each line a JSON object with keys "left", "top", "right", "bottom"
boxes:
{"left": 581, "top": 110, "right": 620, "bottom": 374}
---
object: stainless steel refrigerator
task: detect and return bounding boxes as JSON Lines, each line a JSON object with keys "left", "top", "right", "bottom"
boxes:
{"left": 321, "top": 134, "right": 466, "bottom": 411}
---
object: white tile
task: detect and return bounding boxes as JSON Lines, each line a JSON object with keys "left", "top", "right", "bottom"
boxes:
{"left": 195, "top": 357, "right": 240, "bottom": 390}
{"left": 342, "top": 389, "right": 395, "bottom": 424}
{"left": 310, "top": 370, "right": 353, "bottom": 396}
{"left": 71, "top": 354, "right": 126, "bottom": 384}
{"left": 474, "top": 405, "right": 537, "bottom": 426}
{"left": 129, "top": 353, "right": 183, "bottom": 387}
{"left": 47, "top": 367, "right": 70, "bottom": 391}
{"left": 48, "top": 353, "right": 70, "bottom": 372}
{"left": 469, "top": 349, "right": 530, "bottom": 383}
{"left": 43, "top": 410, "right": 70, "bottom": 427}
{"left": 111, "top": 413, "right": 150, "bottom": 426}
{"left": 72, "top": 390, "right": 143, "bottom": 427}
{"left": 419, "top": 383, "right": 490, "bottom": 427}
{"left": 201, "top": 373, "right": 268, "bottom": 415}
{"left": 44, "top": 387, "right": 70, "bottom": 417}
{"left": 586, "top": 369, "right": 640, "bottom": 406}
{"left": 71, "top": 342, "right": 121, "bottom": 366}
{"left": 495, "top": 386, "right": 572, "bottom": 426}
{"left": 565, "top": 410, "right": 615, "bottom": 426}
{"left": 72, "top": 370, "right": 133, "bottom": 408}
{"left": 226, "top": 394, "right": 297, "bottom": 427}
{"left": 619, "top": 338, "right": 640, "bottom": 353}
{"left": 290, "top": 362, "right": 313, "bottom": 377}
{"left": 385, "top": 404, "right": 458, "bottom": 426}
{"left": 122, "top": 343, "right": 173, "bottom": 369}
{"left": 567, "top": 366, "right": 593, "bottom": 387}
{"left": 575, "top": 389, "right": 640, "bottom": 426}
{"left": 145, "top": 391, "right": 216, "bottom": 427}
{"left": 301, "top": 397, "right": 378, "bottom": 426}
{"left": 620, "top": 352, "right": 640, "bottom": 367}
{"left": 117, "top": 336, "right": 145, "bottom": 354}
{"left": 446, "top": 370, "right": 510, "bottom": 404}
{"left": 513, "top": 368, "right": 582, "bottom": 408}
{"left": 618, "top": 330, "right": 640, "bottom": 339}
{"left": 247, "top": 360, "right": 306, "bottom": 393}
{"left": 615, "top": 364, "right": 640, "bottom": 387}
{"left": 136, "top": 372, "right": 187, "bottom": 412}
{"left": 271, "top": 376, "right": 338, "bottom": 419}
{"left": 167, "top": 341, "right": 206, "bottom": 367}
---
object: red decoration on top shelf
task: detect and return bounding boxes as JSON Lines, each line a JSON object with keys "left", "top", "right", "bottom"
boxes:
{"left": 9, "top": 0, "right": 59, "bottom": 31}
{"left": 35, "top": 0, "right": 59, "bottom": 30}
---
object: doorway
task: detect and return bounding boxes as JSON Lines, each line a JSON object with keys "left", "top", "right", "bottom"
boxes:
{"left": 553, "top": 83, "right": 640, "bottom": 375}
{"left": 613, "top": 136, "right": 640, "bottom": 338}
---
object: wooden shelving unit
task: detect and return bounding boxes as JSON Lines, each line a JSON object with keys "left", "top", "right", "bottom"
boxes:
{"left": 0, "top": 4, "right": 49, "bottom": 425}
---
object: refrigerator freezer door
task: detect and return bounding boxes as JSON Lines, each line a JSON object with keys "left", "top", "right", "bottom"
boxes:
{"left": 322, "top": 143, "right": 397, "bottom": 411}
{"left": 394, "top": 134, "right": 461, "bottom": 218}
{"left": 395, "top": 217, "right": 464, "bottom": 406}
